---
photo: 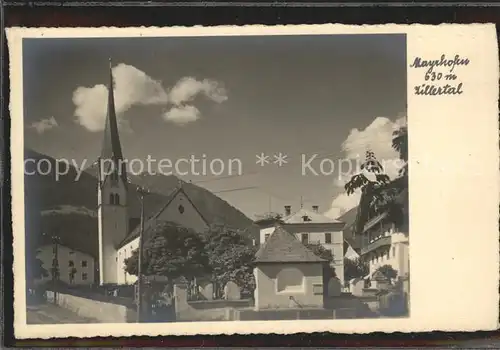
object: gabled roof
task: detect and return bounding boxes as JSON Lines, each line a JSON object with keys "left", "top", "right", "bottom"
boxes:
{"left": 255, "top": 226, "right": 326, "bottom": 264}
{"left": 118, "top": 184, "right": 209, "bottom": 248}
{"left": 282, "top": 208, "right": 342, "bottom": 224}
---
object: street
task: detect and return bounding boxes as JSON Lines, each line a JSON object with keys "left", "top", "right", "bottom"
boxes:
{"left": 26, "top": 303, "right": 100, "bottom": 324}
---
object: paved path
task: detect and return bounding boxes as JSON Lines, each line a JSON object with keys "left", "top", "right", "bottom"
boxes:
{"left": 26, "top": 303, "right": 100, "bottom": 324}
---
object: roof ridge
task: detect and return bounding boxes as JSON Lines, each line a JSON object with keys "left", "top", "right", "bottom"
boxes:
{"left": 117, "top": 183, "right": 209, "bottom": 248}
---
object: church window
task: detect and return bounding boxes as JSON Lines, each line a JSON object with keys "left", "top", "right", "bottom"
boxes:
{"left": 81, "top": 260, "right": 88, "bottom": 268}
{"left": 178, "top": 205, "right": 185, "bottom": 214}
{"left": 109, "top": 193, "right": 120, "bottom": 205}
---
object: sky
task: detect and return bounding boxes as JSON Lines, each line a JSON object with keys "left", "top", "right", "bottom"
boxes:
{"left": 23, "top": 34, "right": 407, "bottom": 220}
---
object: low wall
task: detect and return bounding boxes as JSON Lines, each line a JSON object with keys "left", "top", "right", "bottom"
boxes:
{"left": 47, "top": 291, "right": 137, "bottom": 323}
{"left": 324, "top": 293, "right": 380, "bottom": 317}
{"left": 174, "top": 283, "right": 252, "bottom": 321}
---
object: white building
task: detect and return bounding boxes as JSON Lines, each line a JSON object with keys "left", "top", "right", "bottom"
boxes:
{"left": 359, "top": 212, "right": 409, "bottom": 280}
{"left": 97, "top": 60, "right": 210, "bottom": 285}
{"left": 256, "top": 205, "right": 347, "bottom": 285}
{"left": 35, "top": 244, "right": 95, "bottom": 286}
{"left": 358, "top": 189, "right": 409, "bottom": 281}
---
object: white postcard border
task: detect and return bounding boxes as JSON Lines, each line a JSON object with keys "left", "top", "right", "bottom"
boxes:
{"left": 7, "top": 23, "right": 500, "bottom": 338}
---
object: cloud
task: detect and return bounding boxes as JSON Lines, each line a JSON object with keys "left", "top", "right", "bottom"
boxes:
{"left": 30, "top": 116, "right": 58, "bottom": 134}
{"left": 169, "top": 77, "right": 228, "bottom": 106}
{"left": 73, "top": 64, "right": 227, "bottom": 131}
{"left": 324, "top": 116, "right": 407, "bottom": 219}
{"left": 163, "top": 105, "right": 201, "bottom": 126}
{"left": 73, "top": 64, "right": 169, "bottom": 132}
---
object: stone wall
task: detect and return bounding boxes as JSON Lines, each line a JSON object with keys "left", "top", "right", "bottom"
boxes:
{"left": 46, "top": 290, "right": 136, "bottom": 323}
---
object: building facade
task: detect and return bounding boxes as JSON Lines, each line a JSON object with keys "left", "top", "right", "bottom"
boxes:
{"left": 115, "top": 186, "right": 210, "bottom": 285}
{"left": 35, "top": 244, "right": 95, "bottom": 286}
{"left": 257, "top": 205, "right": 346, "bottom": 284}
{"left": 358, "top": 189, "right": 410, "bottom": 282}
{"left": 360, "top": 212, "right": 409, "bottom": 279}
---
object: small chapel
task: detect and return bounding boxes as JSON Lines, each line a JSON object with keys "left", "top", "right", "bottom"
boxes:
{"left": 97, "top": 60, "right": 209, "bottom": 286}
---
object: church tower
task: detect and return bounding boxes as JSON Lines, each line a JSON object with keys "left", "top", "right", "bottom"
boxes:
{"left": 97, "top": 59, "right": 129, "bottom": 285}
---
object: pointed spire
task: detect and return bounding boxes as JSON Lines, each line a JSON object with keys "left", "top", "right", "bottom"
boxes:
{"left": 107, "top": 58, "right": 117, "bottom": 136}
{"left": 100, "top": 58, "right": 127, "bottom": 186}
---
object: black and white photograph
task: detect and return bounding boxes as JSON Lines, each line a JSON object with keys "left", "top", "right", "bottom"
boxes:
{"left": 8, "top": 24, "right": 499, "bottom": 337}
{"left": 21, "top": 30, "right": 410, "bottom": 325}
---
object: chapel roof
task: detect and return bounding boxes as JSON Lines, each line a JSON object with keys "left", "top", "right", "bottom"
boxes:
{"left": 255, "top": 225, "right": 326, "bottom": 264}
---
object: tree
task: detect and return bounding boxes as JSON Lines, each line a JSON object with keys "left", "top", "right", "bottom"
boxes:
{"left": 344, "top": 257, "right": 369, "bottom": 281}
{"left": 345, "top": 150, "right": 392, "bottom": 233}
{"left": 345, "top": 123, "right": 409, "bottom": 234}
{"left": 205, "top": 224, "right": 257, "bottom": 297}
{"left": 124, "top": 221, "right": 209, "bottom": 282}
{"left": 376, "top": 264, "right": 398, "bottom": 280}
{"left": 392, "top": 125, "right": 408, "bottom": 177}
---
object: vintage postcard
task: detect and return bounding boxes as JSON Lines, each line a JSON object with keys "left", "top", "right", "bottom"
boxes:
{"left": 7, "top": 24, "right": 500, "bottom": 339}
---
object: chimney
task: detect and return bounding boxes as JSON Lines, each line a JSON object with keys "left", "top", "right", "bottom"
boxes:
{"left": 284, "top": 205, "right": 291, "bottom": 216}
{"left": 312, "top": 205, "right": 319, "bottom": 213}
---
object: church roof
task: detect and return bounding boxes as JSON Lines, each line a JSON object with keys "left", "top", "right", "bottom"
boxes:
{"left": 118, "top": 184, "right": 209, "bottom": 248}
{"left": 255, "top": 225, "right": 326, "bottom": 264}
{"left": 99, "top": 59, "right": 128, "bottom": 188}
{"left": 282, "top": 208, "right": 342, "bottom": 224}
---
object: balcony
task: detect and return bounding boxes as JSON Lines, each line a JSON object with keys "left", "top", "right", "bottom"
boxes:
{"left": 361, "top": 235, "right": 391, "bottom": 255}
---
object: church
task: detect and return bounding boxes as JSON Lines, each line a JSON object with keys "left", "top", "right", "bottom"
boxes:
{"left": 97, "top": 61, "right": 209, "bottom": 286}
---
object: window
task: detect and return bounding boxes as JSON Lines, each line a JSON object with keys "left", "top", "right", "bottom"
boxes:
{"left": 68, "top": 260, "right": 74, "bottom": 267}
{"left": 392, "top": 246, "right": 396, "bottom": 257}
{"left": 81, "top": 260, "right": 88, "bottom": 268}
{"left": 178, "top": 205, "right": 185, "bottom": 214}
{"left": 276, "top": 267, "right": 304, "bottom": 292}
{"left": 109, "top": 193, "right": 120, "bottom": 205}
{"left": 265, "top": 234, "right": 270, "bottom": 242}
{"left": 301, "top": 233, "right": 309, "bottom": 244}
{"left": 325, "top": 233, "right": 332, "bottom": 244}
{"left": 82, "top": 273, "right": 88, "bottom": 281}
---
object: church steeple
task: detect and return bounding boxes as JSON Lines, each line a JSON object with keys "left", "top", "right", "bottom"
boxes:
{"left": 100, "top": 58, "right": 127, "bottom": 187}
